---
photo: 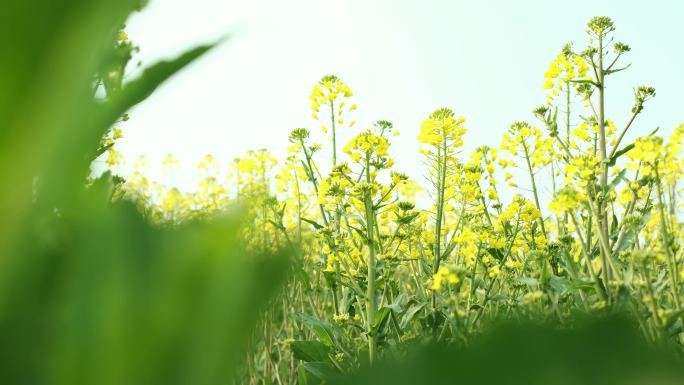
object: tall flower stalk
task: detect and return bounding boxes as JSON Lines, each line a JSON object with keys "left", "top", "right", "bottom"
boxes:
{"left": 417, "top": 108, "right": 466, "bottom": 335}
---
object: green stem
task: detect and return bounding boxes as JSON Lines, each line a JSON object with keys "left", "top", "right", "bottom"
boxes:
{"left": 521, "top": 140, "right": 547, "bottom": 240}
{"left": 654, "top": 165, "right": 682, "bottom": 312}
{"left": 299, "top": 138, "right": 329, "bottom": 226}
{"left": 596, "top": 34, "right": 612, "bottom": 282}
{"left": 330, "top": 101, "right": 337, "bottom": 167}
{"left": 363, "top": 153, "right": 377, "bottom": 364}
{"left": 431, "top": 135, "right": 448, "bottom": 335}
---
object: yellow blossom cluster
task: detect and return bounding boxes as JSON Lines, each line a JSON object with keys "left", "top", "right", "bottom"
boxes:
{"left": 564, "top": 154, "right": 599, "bottom": 187}
{"left": 343, "top": 131, "right": 391, "bottom": 164}
{"left": 309, "top": 75, "right": 356, "bottom": 131}
{"left": 543, "top": 51, "right": 591, "bottom": 104}
{"left": 549, "top": 186, "right": 587, "bottom": 215}
{"left": 417, "top": 108, "right": 467, "bottom": 150}
{"left": 431, "top": 266, "right": 459, "bottom": 290}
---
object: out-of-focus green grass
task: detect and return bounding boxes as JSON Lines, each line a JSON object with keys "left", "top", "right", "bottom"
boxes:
{"left": 0, "top": 1, "right": 287, "bottom": 384}
{"left": 329, "top": 316, "right": 684, "bottom": 385}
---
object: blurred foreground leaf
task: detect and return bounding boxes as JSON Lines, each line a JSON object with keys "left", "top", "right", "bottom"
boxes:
{"left": 332, "top": 317, "right": 684, "bottom": 385}
{"left": 0, "top": 1, "right": 280, "bottom": 385}
{"left": 0, "top": 0, "right": 220, "bottom": 255}
{"left": 0, "top": 180, "right": 287, "bottom": 384}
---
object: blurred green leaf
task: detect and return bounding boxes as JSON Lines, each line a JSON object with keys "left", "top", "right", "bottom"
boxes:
{"left": 0, "top": 2, "right": 275, "bottom": 385}
{"left": 97, "top": 41, "right": 223, "bottom": 132}
{"left": 400, "top": 302, "right": 425, "bottom": 330}
{"left": 297, "top": 314, "right": 337, "bottom": 347}
{"left": 0, "top": 181, "right": 288, "bottom": 385}
{"left": 303, "top": 362, "right": 339, "bottom": 381}
{"left": 290, "top": 340, "right": 331, "bottom": 363}
{"left": 372, "top": 307, "right": 392, "bottom": 334}
{"left": 519, "top": 277, "right": 540, "bottom": 287}
{"left": 549, "top": 276, "right": 573, "bottom": 294}
{"left": 0, "top": 0, "right": 141, "bottom": 256}
{"left": 333, "top": 317, "right": 684, "bottom": 385}
{"left": 607, "top": 144, "right": 634, "bottom": 167}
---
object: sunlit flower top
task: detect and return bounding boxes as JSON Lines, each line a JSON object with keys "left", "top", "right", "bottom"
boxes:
{"left": 343, "top": 132, "right": 390, "bottom": 163}
{"left": 543, "top": 47, "right": 591, "bottom": 104}
{"left": 417, "top": 107, "right": 467, "bottom": 151}
{"left": 309, "top": 75, "right": 356, "bottom": 131}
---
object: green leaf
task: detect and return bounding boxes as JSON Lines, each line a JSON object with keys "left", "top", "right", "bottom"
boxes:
{"left": 0, "top": 3, "right": 276, "bottom": 385}
{"left": 398, "top": 211, "right": 420, "bottom": 225}
{"left": 605, "top": 63, "right": 632, "bottom": 75}
{"left": 610, "top": 214, "right": 619, "bottom": 241}
{"left": 486, "top": 248, "right": 505, "bottom": 261}
{"left": 372, "top": 307, "right": 393, "bottom": 334}
{"left": 571, "top": 279, "right": 596, "bottom": 291}
{"left": 301, "top": 217, "right": 324, "bottom": 230}
{"left": 518, "top": 277, "right": 539, "bottom": 287}
{"left": 441, "top": 242, "right": 457, "bottom": 260}
{"left": 295, "top": 264, "right": 312, "bottom": 288}
{"left": 300, "top": 160, "right": 317, "bottom": 184}
{"left": 290, "top": 340, "right": 331, "bottom": 363}
{"left": 0, "top": 0, "right": 142, "bottom": 252}
{"left": 0, "top": 193, "right": 289, "bottom": 384}
{"left": 29, "top": 33, "right": 223, "bottom": 214}
{"left": 616, "top": 229, "right": 636, "bottom": 253}
{"left": 331, "top": 317, "right": 684, "bottom": 385}
{"left": 569, "top": 79, "right": 599, "bottom": 86}
{"left": 419, "top": 258, "right": 431, "bottom": 276}
{"left": 607, "top": 144, "right": 634, "bottom": 167}
{"left": 297, "top": 314, "right": 337, "bottom": 347}
{"left": 98, "top": 40, "right": 224, "bottom": 131}
{"left": 623, "top": 263, "right": 634, "bottom": 287}
{"left": 297, "top": 365, "right": 312, "bottom": 385}
{"left": 607, "top": 169, "right": 627, "bottom": 193}
{"left": 488, "top": 294, "right": 509, "bottom": 302}
{"left": 401, "top": 302, "right": 425, "bottom": 330}
{"left": 302, "top": 362, "right": 339, "bottom": 381}
{"left": 267, "top": 219, "right": 285, "bottom": 231}
{"left": 349, "top": 225, "right": 368, "bottom": 243}
{"left": 549, "top": 276, "right": 574, "bottom": 294}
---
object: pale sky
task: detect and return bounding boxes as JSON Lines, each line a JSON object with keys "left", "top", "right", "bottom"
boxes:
{"left": 112, "top": 0, "right": 684, "bottom": 199}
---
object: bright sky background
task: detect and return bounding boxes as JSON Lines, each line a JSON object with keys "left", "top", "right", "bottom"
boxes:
{"left": 113, "top": 0, "right": 683, "bottom": 199}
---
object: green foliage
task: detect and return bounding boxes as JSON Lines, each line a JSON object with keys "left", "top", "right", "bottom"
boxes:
{"left": 0, "top": 190, "right": 287, "bottom": 384}
{"left": 0, "top": 1, "right": 287, "bottom": 385}
{"left": 335, "top": 317, "right": 684, "bottom": 385}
